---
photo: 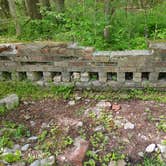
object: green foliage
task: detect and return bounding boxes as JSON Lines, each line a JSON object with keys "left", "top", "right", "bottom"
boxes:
{"left": 1, "top": 1, "right": 166, "bottom": 50}
{"left": 0, "top": 151, "right": 21, "bottom": 163}
{"left": 0, "top": 121, "right": 30, "bottom": 149}
{"left": 157, "top": 120, "right": 166, "bottom": 133}
{"left": 0, "top": 81, "right": 74, "bottom": 100}
{"left": 0, "top": 105, "right": 6, "bottom": 116}
{"left": 137, "top": 154, "right": 166, "bottom": 166}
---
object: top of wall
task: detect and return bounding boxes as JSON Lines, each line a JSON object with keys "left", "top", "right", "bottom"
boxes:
{"left": 0, "top": 41, "right": 166, "bottom": 59}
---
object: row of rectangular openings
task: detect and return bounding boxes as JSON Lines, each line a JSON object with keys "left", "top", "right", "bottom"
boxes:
{"left": 1, "top": 71, "right": 166, "bottom": 82}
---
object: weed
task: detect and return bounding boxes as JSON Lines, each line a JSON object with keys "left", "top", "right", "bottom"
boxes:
{"left": 0, "top": 150, "right": 21, "bottom": 163}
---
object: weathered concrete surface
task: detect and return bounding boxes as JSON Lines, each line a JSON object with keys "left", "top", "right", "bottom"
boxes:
{"left": 0, "top": 94, "right": 19, "bottom": 110}
{"left": 0, "top": 41, "right": 165, "bottom": 90}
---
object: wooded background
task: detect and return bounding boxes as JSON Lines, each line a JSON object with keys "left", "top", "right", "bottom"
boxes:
{"left": 0, "top": 0, "right": 165, "bottom": 50}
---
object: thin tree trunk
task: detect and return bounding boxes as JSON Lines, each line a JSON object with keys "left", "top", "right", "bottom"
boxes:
{"left": 25, "top": 0, "right": 42, "bottom": 19}
{"left": 39, "top": 0, "right": 50, "bottom": 9}
{"left": 54, "top": 0, "right": 65, "bottom": 12}
{"left": 7, "top": 0, "right": 21, "bottom": 36}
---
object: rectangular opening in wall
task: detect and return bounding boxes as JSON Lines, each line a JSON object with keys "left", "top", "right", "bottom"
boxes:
{"left": 125, "top": 72, "right": 133, "bottom": 81}
{"left": 89, "top": 72, "right": 99, "bottom": 81}
{"left": 107, "top": 72, "right": 117, "bottom": 81}
{"left": 35, "top": 71, "right": 44, "bottom": 81}
{"left": 158, "top": 72, "right": 166, "bottom": 81}
{"left": 142, "top": 72, "right": 150, "bottom": 81}
{"left": 18, "top": 72, "right": 27, "bottom": 81}
{"left": 2, "top": 72, "right": 12, "bottom": 80}
{"left": 51, "top": 72, "right": 62, "bottom": 82}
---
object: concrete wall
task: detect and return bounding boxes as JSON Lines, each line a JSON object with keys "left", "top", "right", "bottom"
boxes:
{"left": 0, "top": 41, "right": 166, "bottom": 90}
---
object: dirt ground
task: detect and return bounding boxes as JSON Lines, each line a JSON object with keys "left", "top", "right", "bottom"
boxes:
{"left": 1, "top": 96, "right": 166, "bottom": 165}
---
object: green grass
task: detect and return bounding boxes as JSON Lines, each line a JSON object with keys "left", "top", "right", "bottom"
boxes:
{"left": 0, "top": 81, "right": 74, "bottom": 100}
{"left": 0, "top": 81, "right": 165, "bottom": 103}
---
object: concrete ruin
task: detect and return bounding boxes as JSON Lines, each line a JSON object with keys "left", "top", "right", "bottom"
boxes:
{"left": 0, "top": 41, "right": 165, "bottom": 90}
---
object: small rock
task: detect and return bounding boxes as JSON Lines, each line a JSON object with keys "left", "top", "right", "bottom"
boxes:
{"left": 41, "top": 122, "right": 48, "bottom": 129}
{"left": 3, "top": 148, "right": 13, "bottom": 154}
{"left": 76, "top": 121, "right": 83, "bottom": 128}
{"left": 75, "top": 96, "right": 81, "bottom": 101}
{"left": 30, "top": 160, "right": 40, "bottom": 166}
{"left": 124, "top": 122, "right": 135, "bottom": 130}
{"left": 108, "top": 161, "right": 116, "bottom": 166}
{"left": 0, "top": 94, "right": 19, "bottom": 110}
{"left": 145, "top": 144, "right": 156, "bottom": 153}
{"left": 28, "top": 136, "right": 38, "bottom": 142}
{"left": 157, "top": 144, "right": 166, "bottom": 153}
{"left": 68, "top": 100, "right": 76, "bottom": 106}
{"left": 117, "top": 160, "right": 126, "bottom": 166}
{"left": 30, "top": 121, "right": 36, "bottom": 127}
{"left": 53, "top": 75, "right": 61, "bottom": 83}
{"left": 21, "top": 144, "right": 30, "bottom": 151}
{"left": 108, "top": 160, "right": 126, "bottom": 166}
{"left": 138, "top": 152, "right": 144, "bottom": 157}
{"left": 24, "top": 114, "right": 31, "bottom": 120}
{"left": 11, "top": 162, "right": 26, "bottom": 166}
{"left": 40, "top": 156, "right": 55, "bottom": 166}
{"left": 94, "top": 125, "right": 105, "bottom": 132}
{"left": 13, "top": 144, "right": 21, "bottom": 151}
{"left": 36, "top": 80, "right": 45, "bottom": 86}
{"left": 112, "top": 104, "right": 121, "bottom": 112}
{"left": 96, "top": 101, "right": 111, "bottom": 109}
{"left": 57, "top": 137, "right": 89, "bottom": 166}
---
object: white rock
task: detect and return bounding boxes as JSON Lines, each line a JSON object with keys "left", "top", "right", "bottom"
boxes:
{"left": 94, "top": 125, "right": 105, "bottom": 132}
{"left": 124, "top": 122, "right": 135, "bottom": 129}
{"left": 36, "top": 80, "right": 45, "bottom": 86}
{"left": 145, "top": 144, "right": 156, "bottom": 153}
{"left": 21, "top": 144, "right": 30, "bottom": 151}
{"left": 96, "top": 101, "right": 111, "bottom": 109}
{"left": 30, "top": 121, "right": 36, "bottom": 127}
{"left": 13, "top": 144, "right": 21, "bottom": 151}
{"left": 53, "top": 75, "right": 61, "bottom": 83}
{"left": 68, "top": 100, "right": 75, "bottom": 106}
{"left": 76, "top": 121, "right": 83, "bottom": 128}
{"left": 138, "top": 152, "right": 144, "bottom": 157}
{"left": 41, "top": 156, "right": 55, "bottom": 166}
{"left": 157, "top": 144, "right": 166, "bottom": 153}
{"left": 28, "top": 136, "right": 38, "bottom": 142}
{"left": 30, "top": 160, "right": 40, "bottom": 166}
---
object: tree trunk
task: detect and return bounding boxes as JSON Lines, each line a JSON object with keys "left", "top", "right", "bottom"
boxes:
{"left": 104, "top": 0, "right": 116, "bottom": 41}
{"left": 0, "top": 0, "right": 10, "bottom": 18}
{"left": 39, "top": 0, "right": 50, "bottom": 9}
{"left": 25, "top": 0, "right": 42, "bottom": 19}
{"left": 7, "top": 0, "right": 21, "bottom": 36}
{"left": 104, "top": 0, "right": 111, "bottom": 41}
{"left": 54, "top": 0, "right": 65, "bottom": 12}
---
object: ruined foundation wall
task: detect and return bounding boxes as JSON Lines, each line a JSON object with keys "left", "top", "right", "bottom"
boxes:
{"left": 0, "top": 41, "right": 166, "bottom": 90}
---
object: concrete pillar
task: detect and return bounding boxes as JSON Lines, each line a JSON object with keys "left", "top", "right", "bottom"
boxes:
{"left": 43, "top": 72, "right": 52, "bottom": 82}
{"left": 149, "top": 72, "right": 158, "bottom": 82}
{"left": 99, "top": 72, "right": 107, "bottom": 82}
{"left": 72, "top": 72, "right": 81, "bottom": 81}
{"left": 0, "top": 72, "right": 2, "bottom": 81}
{"left": 117, "top": 72, "right": 125, "bottom": 82}
{"left": 11, "top": 72, "right": 20, "bottom": 81}
{"left": 81, "top": 72, "right": 89, "bottom": 82}
{"left": 134, "top": 73, "right": 141, "bottom": 82}
{"left": 26, "top": 72, "right": 42, "bottom": 81}
{"left": 62, "top": 72, "right": 70, "bottom": 82}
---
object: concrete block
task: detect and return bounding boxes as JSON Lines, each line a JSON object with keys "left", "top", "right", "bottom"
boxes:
{"left": 99, "top": 72, "right": 107, "bottom": 82}
{"left": 0, "top": 94, "right": 19, "bottom": 110}
{"left": 81, "top": 72, "right": 89, "bottom": 82}
{"left": 117, "top": 72, "right": 125, "bottom": 82}
{"left": 134, "top": 73, "right": 141, "bottom": 82}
